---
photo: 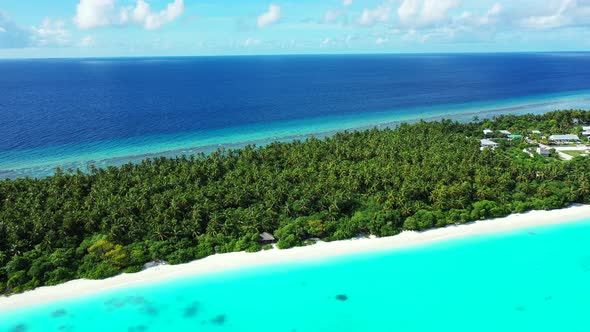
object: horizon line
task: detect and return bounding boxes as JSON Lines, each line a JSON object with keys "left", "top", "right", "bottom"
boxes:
{"left": 1, "top": 50, "right": 590, "bottom": 61}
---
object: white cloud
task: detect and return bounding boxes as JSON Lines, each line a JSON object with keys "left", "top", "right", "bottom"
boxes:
{"left": 257, "top": 4, "right": 281, "bottom": 28}
{"left": 74, "top": 0, "right": 116, "bottom": 29}
{"left": 0, "top": 12, "right": 32, "bottom": 48}
{"left": 452, "top": 3, "right": 503, "bottom": 27}
{"left": 244, "top": 37, "right": 261, "bottom": 47}
{"left": 478, "top": 3, "right": 503, "bottom": 25}
{"left": 1, "top": 13, "right": 74, "bottom": 48}
{"left": 120, "top": 0, "right": 185, "bottom": 30}
{"left": 488, "top": 3, "right": 503, "bottom": 16}
{"left": 324, "top": 9, "right": 344, "bottom": 23}
{"left": 319, "top": 34, "right": 359, "bottom": 47}
{"left": 401, "top": 6, "right": 504, "bottom": 46}
{"left": 80, "top": 35, "right": 95, "bottom": 46}
{"left": 398, "top": 0, "right": 461, "bottom": 27}
{"left": 32, "top": 18, "right": 71, "bottom": 46}
{"left": 421, "top": 0, "right": 461, "bottom": 24}
{"left": 400, "top": 2, "right": 504, "bottom": 44}
{"left": 358, "top": 2, "right": 392, "bottom": 26}
{"left": 402, "top": 29, "right": 419, "bottom": 41}
{"left": 325, "top": 0, "right": 355, "bottom": 24}
{"left": 384, "top": 0, "right": 504, "bottom": 45}
{"left": 522, "top": 15, "right": 569, "bottom": 30}
{"left": 74, "top": 0, "right": 184, "bottom": 30}
{"left": 376, "top": 36, "right": 388, "bottom": 44}
{"left": 419, "top": 26, "right": 458, "bottom": 43}
{"left": 521, "top": 0, "right": 575, "bottom": 29}
{"left": 398, "top": 0, "right": 420, "bottom": 24}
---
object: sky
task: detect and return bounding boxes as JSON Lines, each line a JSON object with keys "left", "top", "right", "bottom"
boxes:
{"left": 0, "top": 0, "right": 589, "bottom": 58}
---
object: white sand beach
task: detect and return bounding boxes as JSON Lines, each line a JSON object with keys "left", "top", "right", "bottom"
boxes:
{"left": 1, "top": 204, "right": 589, "bottom": 312}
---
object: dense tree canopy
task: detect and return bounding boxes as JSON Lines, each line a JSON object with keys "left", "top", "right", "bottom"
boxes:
{"left": 1, "top": 110, "right": 589, "bottom": 294}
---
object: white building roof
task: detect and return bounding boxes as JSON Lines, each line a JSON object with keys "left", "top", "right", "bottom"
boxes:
{"left": 531, "top": 130, "right": 541, "bottom": 134}
{"left": 550, "top": 134, "right": 581, "bottom": 141}
{"left": 480, "top": 139, "right": 498, "bottom": 146}
{"left": 483, "top": 129, "right": 493, "bottom": 135}
{"left": 499, "top": 130, "right": 511, "bottom": 135}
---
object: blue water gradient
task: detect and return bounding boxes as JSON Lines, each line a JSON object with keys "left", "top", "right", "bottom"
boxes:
{"left": 2, "top": 54, "right": 590, "bottom": 178}
{"left": 1, "top": 218, "right": 590, "bottom": 332}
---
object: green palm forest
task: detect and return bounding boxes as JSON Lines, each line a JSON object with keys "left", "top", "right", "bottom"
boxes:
{"left": 1, "top": 110, "right": 590, "bottom": 294}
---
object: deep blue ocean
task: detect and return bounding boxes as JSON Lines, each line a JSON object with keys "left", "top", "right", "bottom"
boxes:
{"left": 1, "top": 53, "right": 590, "bottom": 178}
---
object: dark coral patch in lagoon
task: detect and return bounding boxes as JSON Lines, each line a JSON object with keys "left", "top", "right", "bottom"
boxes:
{"left": 105, "top": 296, "right": 149, "bottom": 311}
{"left": 130, "top": 296, "right": 147, "bottom": 305}
{"left": 183, "top": 302, "right": 201, "bottom": 318}
{"left": 210, "top": 314, "right": 227, "bottom": 325}
{"left": 104, "top": 298, "right": 127, "bottom": 310}
{"left": 11, "top": 324, "right": 27, "bottom": 332}
{"left": 335, "top": 294, "right": 349, "bottom": 301}
{"left": 141, "top": 305, "right": 159, "bottom": 317}
{"left": 51, "top": 309, "right": 67, "bottom": 318}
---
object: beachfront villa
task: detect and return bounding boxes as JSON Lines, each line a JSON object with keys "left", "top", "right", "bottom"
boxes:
{"left": 480, "top": 139, "right": 499, "bottom": 150}
{"left": 483, "top": 129, "right": 493, "bottom": 136}
{"left": 582, "top": 126, "right": 590, "bottom": 138}
{"left": 499, "top": 130, "right": 511, "bottom": 135}
{"left": 549, "top": 134, "right": 581, "bottom": 144}
{"left": 259, "top": 232, "right": 277, "bottom": 245}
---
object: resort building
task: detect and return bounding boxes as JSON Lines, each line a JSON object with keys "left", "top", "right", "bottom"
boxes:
{"left": 499, "top": 130, "right": 511, "bottom": 135}
{"left": 480, "top": 139, "right": 499, "bottom": 150}
{"left": 549, "top": 134, "right": 581, "bottom": 144}
{"left": 582, "top": 126, "right": 590, "bottom": 137}
{"left": 537, "top": 146, "right": 552, "bottom": 157}
{"left": 531, "top": 130, "right": 541, "bottom": 135}
{"left": 259, "top": 232, "right": 277, "bottom": 245}
{"left": 483, "top": 129, "right": 493, "bottom": 136}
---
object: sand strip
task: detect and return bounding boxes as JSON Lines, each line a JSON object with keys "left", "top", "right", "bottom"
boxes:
{"left": 1, "top": 204, "right": 589, "bottom": 312}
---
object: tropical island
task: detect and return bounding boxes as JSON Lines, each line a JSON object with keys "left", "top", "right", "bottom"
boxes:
{"left": 1, "top": 110, "right": 590, "bottom": 295}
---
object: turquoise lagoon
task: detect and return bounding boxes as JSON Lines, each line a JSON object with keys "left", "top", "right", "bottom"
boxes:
{"left": 2, "top": 89, "right": 590, "bottom": 179}
{"left": 1, "top": 218, "right": 590, "bottom": 332}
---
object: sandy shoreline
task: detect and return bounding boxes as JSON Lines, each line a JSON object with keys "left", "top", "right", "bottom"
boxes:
{"left": 1, "top": 205, "right": 589, "bottom": 312}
